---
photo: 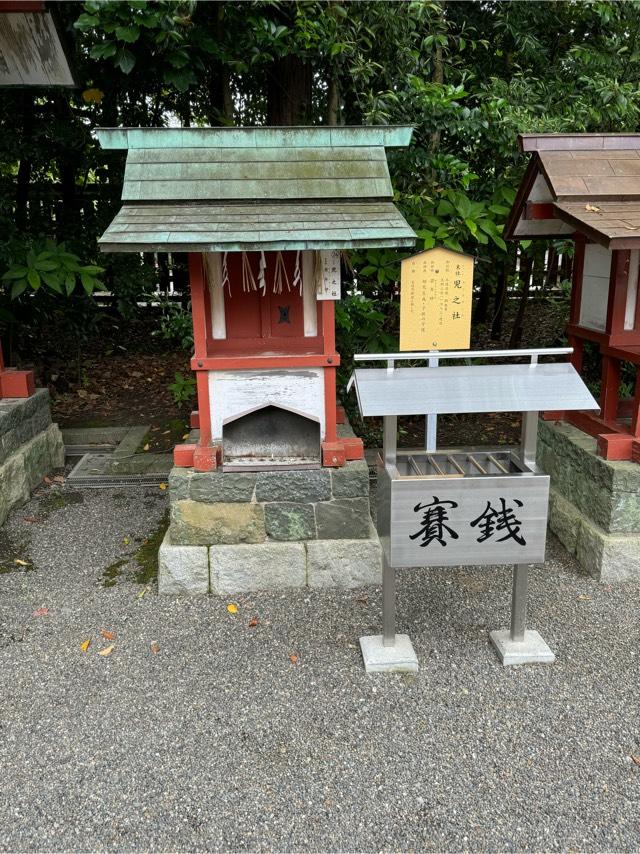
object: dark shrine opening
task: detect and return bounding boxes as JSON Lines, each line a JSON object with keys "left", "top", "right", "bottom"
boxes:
{"left": 222, "top": 404, "right": 321, "bottom": 471}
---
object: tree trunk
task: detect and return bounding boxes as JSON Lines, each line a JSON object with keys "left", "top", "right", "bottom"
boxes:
{"left": 16, "top": 91, "right": 35, "bottom": 231}
{"left": 544, "top": 246, "right": 559, "bottom": 292}
{"left": 509, "top": 252, "right": 533, "bottom": 348}
{"left": 429, "top": 2, "right": 446, "bottom": 156}
{"left": 53, "top": 93, "right": 79, "bottom": 242}
{"left": 490, "top": 258, "right": 509, "bottom": 340}
{"left": 327, "top": 74, "right": 340, "bottom": 126}
{"left": 473, "top": 269, "right": 494, "bottom": 325}
{"left": 266, "top": 55, "right": 313, "bottom": 125}
{"left": 559, "top": 250, "right": 573, "bottom": 284}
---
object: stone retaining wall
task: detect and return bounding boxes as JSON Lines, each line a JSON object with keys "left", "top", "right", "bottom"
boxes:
{"left": 0, "top": 390, "right": 65, "bottom": 526}
{"left": 537, "top": 420, "right": 640, "bottom": 581}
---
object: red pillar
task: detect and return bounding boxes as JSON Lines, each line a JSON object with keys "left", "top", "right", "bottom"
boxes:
{"left": 173, "top": 253, "right": 219, "bottom": 470}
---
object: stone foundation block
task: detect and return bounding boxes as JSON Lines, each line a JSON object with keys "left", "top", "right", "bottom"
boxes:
{"left": 210, "top": 541, "right": 306, "bottom": 593}
{"left": 170, "top": 499, "right": 266, "bottom": 546}
{"left": 256, "top": 469, "right": 331, "bottom": 503}
{"left": 538, "top": 420, "right": 640, "bottom": 533}
{"left": 0, "top": 452, "right": 29, "bottom": 527}
{"left": 331, "top": 459, "right": 370, "bottom": 498}
{"left": 538, "top": 420, "right": 640, "bottom": 580}
{"left": 23, "top": 423, "right": 64, "bottom": 491}
{"left": 306, "top": 529, "right": 382, "bottom": 588}
{"left": 548, "top": 486, "right": 640, "bottom": 582}
{"left": 315, "top": 497, "right": 372, "bottom": 539}
{"left": 168, "top": 467, "right": 190, "bottom": 501}
{"left": 0, "top": 419, "right": 64, "bottom": 527}
{"left": 158, "top": 531, "right": 209, "bottom": 595}
{"left": 265, "top": 502, "right": 316, "bottom": 541}
{"left": 190, "top": 470, "right": 256, "bottom": 503}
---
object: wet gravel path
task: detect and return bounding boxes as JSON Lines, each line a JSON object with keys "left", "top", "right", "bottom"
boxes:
{"left": 0, "top": 480, "right": 638, "bottom": 852}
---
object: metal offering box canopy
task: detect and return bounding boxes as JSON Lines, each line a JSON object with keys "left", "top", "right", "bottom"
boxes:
{"left": 351, "top": 348, "right": 599, "bottom": 673}
{"left": 351, "top": 361, "right": 598, "bottom": 417}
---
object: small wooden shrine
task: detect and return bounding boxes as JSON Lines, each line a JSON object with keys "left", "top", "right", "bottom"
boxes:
{"left": 96, "top": 126, "right": 416, "bottom": 472}
{"left": 506, "top": 133, "right": 640, "bottom": 461}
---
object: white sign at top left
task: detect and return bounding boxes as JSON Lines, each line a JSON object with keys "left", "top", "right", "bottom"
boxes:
{"left": 316, "top": 249, "right": 341, "bottom": 300}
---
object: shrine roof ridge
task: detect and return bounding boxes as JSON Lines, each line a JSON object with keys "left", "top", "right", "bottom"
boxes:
{"left": 95, "top": 125, "right": 414, "bottom": 150}
{"left": 519, "top": 133, "right": 640, "bottom": 152}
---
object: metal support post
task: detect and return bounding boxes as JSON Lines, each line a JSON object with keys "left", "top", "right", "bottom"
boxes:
{"left": 521, "top": 410, "right": 538, "bottom": 467}
{"left": 425, "top": 353, "right": 439, "bottom": 452}
{"left": 510, "top": 564, "right": 528, "bottom": 641}
{"left": 382, "top": 554, "right": 396, "bottom": 647}
{"left": 383, "top": 414, "right": 397, "bottom": 467}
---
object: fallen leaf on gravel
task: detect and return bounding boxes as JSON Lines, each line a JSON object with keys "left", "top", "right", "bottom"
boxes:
{"left": 137, "top": 586, "right": 149, "bottom": 599}
{"left": 32, "top": 607, "right": 49, "bottom": 618}
{"left": 576, "top": 594, "right": 592, "bottom": 601}
{"left": 80, "top": 639, "right": 91, "bottom": 652}
{"left": 227, "top": 603, "right": 238, "bottom": 614}
{"left": 159, "top": 482, "right": 167, "bottom": 490}
{"left": 289, "top": 654, "right": 299, "bottom": 665}
{"left": 98, "top": 645, "right": 114, "bottom": 657}
{"left": 101, "top": 629, "right": 116, "bottom": 641}
{"left": 14, "top": 559, "right": 29, "bottom": 566}
{"left": 123, "top": 536, "right": 130, "bottom": 545}
{"left": 632, "top": 755, "right": 640, "bottom": 766}
{"left": 23, "top": 516, "right": 38, "bottom": 523}
{"left": 248, "top": 617, "right": 259, "bottom": 627}
{"left": 150, "top": 641, "right": 160, "bottom": 654}
{"left": 143, "top": 443, "right": 150, "bottom": 452}
{"left": 355, "top": 595, "right": 368, "bottom": 604}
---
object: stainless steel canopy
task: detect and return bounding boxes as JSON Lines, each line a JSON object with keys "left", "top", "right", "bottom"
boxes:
{"left": 350, "top": 361, "right": 599, "bottom": 417}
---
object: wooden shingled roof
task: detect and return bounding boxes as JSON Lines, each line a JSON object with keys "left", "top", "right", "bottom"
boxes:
{"left": 96, "top": 126, "right": 417, "bottom": 253}
{"left": 505, "top": 134, "right": 640, "bottom": 248}
{"left": 0, "top": 5, "right": 76, "bottom": 88}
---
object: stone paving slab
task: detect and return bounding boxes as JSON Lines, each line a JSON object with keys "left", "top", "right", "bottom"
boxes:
{"left": 67, "top": 451, "right": 172, "bottom": 487}
{"left": 0, "top": 482, "right": 638, "bottom": 852}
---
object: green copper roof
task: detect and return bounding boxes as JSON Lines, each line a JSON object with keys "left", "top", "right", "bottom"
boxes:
{"left": 95, "top": 125, "right": 413, "bottom": 150}
{"left": 98, "top": 202, "right": 416, "bottom": 253}
{"left": 95, "top": 125, "right": 416, "bottom": 251}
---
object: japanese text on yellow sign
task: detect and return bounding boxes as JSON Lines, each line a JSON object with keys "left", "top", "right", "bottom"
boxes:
{"left": 399, "top": 247, "right": 474, "bottom": 351}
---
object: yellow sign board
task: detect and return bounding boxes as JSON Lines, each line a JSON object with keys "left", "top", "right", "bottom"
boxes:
{"left": 399, "top": 247, "right": 474, "bottom": 351}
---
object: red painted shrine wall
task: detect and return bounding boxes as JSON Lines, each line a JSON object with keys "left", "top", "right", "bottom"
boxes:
{"left": 210, "top": 251, "right": 322, "bottom": 355}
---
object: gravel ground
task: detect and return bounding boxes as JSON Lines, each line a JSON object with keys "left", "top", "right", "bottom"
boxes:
{"left": 0, "top": 479, "right": 639, "bottom": 853}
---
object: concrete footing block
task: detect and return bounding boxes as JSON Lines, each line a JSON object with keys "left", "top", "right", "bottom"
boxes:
{"left": 210, "top": 541, "right": 306, "bottom": 593}
{"left": 489, "top": 629, "right": 555, "bottom": 666}
{"left": 158, "top": 530, "right": 209, "bottom": 595}
{"left": 359, "top": 634, "right": 419, "bottom": 674}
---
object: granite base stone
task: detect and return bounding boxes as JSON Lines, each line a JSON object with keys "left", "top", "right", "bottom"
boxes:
{"left": 210, "top": 541, "right": 307, "bottom": 593}
{"left": 158, "top": 535, "right": 209, "bottom": 595}
{"left": 538, "top": 420, "right": 640, "bottom": 581}
{"left": 158, "top": 528, "right": 382, "bottom": 595}
{"left": 0, "top": 391, "right": 64, "bottom": 527}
